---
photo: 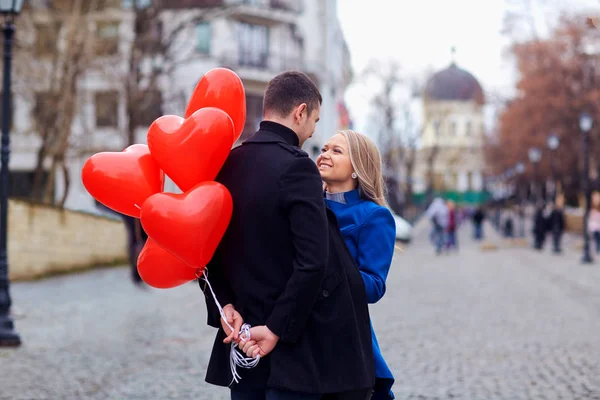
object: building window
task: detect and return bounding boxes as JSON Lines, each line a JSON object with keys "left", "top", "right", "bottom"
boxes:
{"left": 240, "top": 94, "right": 263, "bottom": 143}
{"left": 239, "top": 0, "right": 268, "bottom": 5}
{"left": 136, "top": 90, "right": 163, "bottom": 127}
{"left": 236, "top": 22, "right": 269, "bottom": 68}
{"left": 96, "top": 91, "right": 119, "bottom": 128}
{"left": 35, "top": 23, "right": 61, "bottom": 57}
{"left": 33, "top": 92, "right": 60, "bottom": 129}
{"left": 450, "top": 121, "right": 457, "bottom": 136}
{"left": 96, "top": 0, "right": 121, "bottom": 9}
{"left": 95, "top": 21, "right": 120, "bottom": 56}
{"left": 121, "top": 0, "right": 152, "bottom": 8}
{"left": 465, "top": 120, "right": 472, "bottom": 136}
{"left": 9, "top": 170, "right": 52, "bottom": 201}
{"left": 195, "top": 22, "right": 211, "bottom": 54}
{"left": 433, "top": 119, "right": 441, "bottom": 136}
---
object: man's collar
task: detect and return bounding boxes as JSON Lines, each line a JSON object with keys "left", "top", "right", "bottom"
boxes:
{"left": 258, "top": 121, "right": 300, "bottom": 147}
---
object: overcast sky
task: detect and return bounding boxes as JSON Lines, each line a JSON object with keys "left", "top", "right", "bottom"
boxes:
{"left": 337, "top": 0, "right": 599, "bottom": 133}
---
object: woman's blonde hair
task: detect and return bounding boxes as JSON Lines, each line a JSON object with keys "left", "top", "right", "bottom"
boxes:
{"left": 339, "top": 130, "right": 387, "bottom": 207}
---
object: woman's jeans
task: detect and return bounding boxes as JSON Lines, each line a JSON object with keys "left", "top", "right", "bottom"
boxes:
{"left": 594, "top": 231, "right": 600, "bottom": 253}
{"left": 446, "top": 230, "right": 458, "bottom": 250}
{"left": 473, "top": 222, "right": 483, "bottom": 240}
{"left": 430, "top": 226, "right": 444, "bottom": 253}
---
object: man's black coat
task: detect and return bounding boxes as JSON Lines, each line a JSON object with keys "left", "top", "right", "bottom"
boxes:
{"left": 202, "top": 121, "right": 375, "bottom": 394}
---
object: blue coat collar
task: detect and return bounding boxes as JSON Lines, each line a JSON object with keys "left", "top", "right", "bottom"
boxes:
{"left": 326, "top": 189, "right": 362, "bottom": 205}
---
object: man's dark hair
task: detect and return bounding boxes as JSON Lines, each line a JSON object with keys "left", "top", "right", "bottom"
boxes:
{"left": 263, "top": 71, "right": 322, "bottom": 118}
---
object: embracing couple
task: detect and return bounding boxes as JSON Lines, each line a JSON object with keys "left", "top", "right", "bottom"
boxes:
{"left": 202, "top": 71, "right": 397, "bottom": 400}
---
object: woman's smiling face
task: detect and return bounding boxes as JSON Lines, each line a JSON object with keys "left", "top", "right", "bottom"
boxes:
{"left": 317, "top": 133, "right": 354, "bottom": 185}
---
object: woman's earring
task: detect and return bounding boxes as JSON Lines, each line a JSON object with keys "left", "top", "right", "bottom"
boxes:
{"left": 351, "top": 173, "right": 358, "bottom": 179}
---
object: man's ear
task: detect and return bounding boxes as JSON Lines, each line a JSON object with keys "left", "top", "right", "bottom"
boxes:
{"left": 294, "top": 103, "right": 307, "bottom": 123}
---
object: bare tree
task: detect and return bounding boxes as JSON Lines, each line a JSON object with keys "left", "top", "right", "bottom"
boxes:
{"left": 121, "top": 1, "right": 231, "bottom": 146}
{"left": 16, "top": 1, "right": 231, "bottom": 206}
{"left": 399, "top": 108, "right": 421, "bottom": 205}
{"left": 16, "top": 0, "right": 98, "bottom": 206}
{"left": 362, "top": 60, "right": 407, "bottom": 212}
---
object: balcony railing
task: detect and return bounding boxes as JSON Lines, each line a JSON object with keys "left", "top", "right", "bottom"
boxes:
{"left": 219, "top": 51, "right": 305, "bottom": 76}
{"left": 228, "top": 0, "right": 302, "bottom": 13}
{"left": 269, "top": 0, "right": 302, "bottom": 13}
{"left": 140, "top": 0, "right": 301, "bottom": 12}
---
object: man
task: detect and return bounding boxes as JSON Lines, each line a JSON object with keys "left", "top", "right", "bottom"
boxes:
{"left": 548, "top": 197, "right": 565, "bottom": 254}
{"left": 121, "top": 214, "right": 146, "bottom": 285}
{"left": 202, "top": 71, "right": 374, "bottom": 400}
{"left": 471, "top": 207, "right": 485, "bottom": 241}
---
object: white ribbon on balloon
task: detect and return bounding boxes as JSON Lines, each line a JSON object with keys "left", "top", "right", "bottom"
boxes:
{"left": 200, "top": 270, "right": 260, "bottom": 385}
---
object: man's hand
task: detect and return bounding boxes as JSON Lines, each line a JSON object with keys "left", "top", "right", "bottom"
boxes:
{"left": 221, "top": 304, "right": 243, "bottom": 344}
{"left": 240, "top": 325, "right": 279, "bottom": 358}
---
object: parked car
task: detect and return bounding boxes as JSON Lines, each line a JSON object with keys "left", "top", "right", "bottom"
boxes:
{"left": 392, "top": 213, "right": 412, "bottom": 243}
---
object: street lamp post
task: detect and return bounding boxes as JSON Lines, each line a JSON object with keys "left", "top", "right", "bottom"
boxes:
{"left": 547, "top": 134, "right": 560, "bottom": 201}
{"left": 528, "top": 147, "right": 542, "bottom": 204}
{"left": 516, "top": 162, "right": 526, "bottom": 238}
{"left": 580, "top": 112, "right": 594, "bottom": 264}
{"left": 0, "top": 0, "right": 24, "bottom": 347}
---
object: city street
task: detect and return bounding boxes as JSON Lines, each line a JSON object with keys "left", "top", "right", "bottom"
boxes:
{"left": 2, "top": 221, "right": 600, "bottom": 399}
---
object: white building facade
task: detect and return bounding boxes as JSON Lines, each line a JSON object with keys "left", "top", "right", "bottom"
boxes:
{"left": 412, "top": 61, "right": 486, "bottom": 202}
{"left": 8, "top": 0, "right": 352, "bottom": 214}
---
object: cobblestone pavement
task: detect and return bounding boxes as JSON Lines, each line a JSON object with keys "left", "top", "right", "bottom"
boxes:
{"left": 2, "top": 221, "right": 600, "bottom": 399}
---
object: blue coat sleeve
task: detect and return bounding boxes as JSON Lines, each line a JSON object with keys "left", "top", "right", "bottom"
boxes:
{"left": 357, "top": 206, "right": 396, "bottom": 304}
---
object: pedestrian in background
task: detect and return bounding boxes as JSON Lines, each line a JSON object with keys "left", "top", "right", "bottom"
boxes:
{"left": 548, "top": 196, "right": 565, "bottom": 254}
{"left": 588, "top": 192, "right": 600, "bottom": 253}
{"left": 121, "top": 215, "right": 147, "bottom": 285}
{"left": 532, "top": 202, "right": 549, "bottom": 250}
{"left": 472, "top": 206, "right": 485, "bottom": 240}
{"left": 445, "top": 200, "right": 459, "bottom": 252}
{"left": 426, "top": 198, "right": 448, "bottom": 255}
{"left": 503, "top": 206, "right": 516, "bottom": 239}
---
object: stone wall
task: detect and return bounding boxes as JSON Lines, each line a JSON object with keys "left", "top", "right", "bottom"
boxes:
{"left": 565, "top": 208, "right": 584, "bottom": 234}
{"left": 8, "top": 199, "right": 128, "bottom": 281}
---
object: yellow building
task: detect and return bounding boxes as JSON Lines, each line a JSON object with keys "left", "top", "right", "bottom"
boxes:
{"left": 413, "top": 60, "right": 486, "bottom": 201}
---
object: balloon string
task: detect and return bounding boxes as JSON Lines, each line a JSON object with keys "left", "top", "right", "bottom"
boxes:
{"left": 198, "top": 270, "right": 260, "bottom": 385}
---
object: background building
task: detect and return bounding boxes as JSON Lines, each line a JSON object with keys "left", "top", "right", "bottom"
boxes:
{"left": 412, "top": 59, "right": 487, "bottom": 204}
{"left": 8, "top": 0, "right": 352, "bottom": 214}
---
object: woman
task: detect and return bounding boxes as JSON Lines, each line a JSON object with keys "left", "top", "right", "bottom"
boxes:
{"left": 445, "top": 200, "right": 458, "bottom": 251}
{"left": 317, "top": 130, "right": 396, "bottom": 400}
{"left": 426, "top": 198, "right": 448, "bottom": 254}
{"left": 532, "top": 202, "right": 548, "bottom": 250}
{"left": 588, "top": 192, "right": 600, "bottom": 253}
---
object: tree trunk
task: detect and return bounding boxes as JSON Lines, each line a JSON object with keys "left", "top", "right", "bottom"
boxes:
{"left": 58, "top": 159, "right": 70, "bottom": 208}
{"left": 405, "top": 153, "right": 415, "bottom": 206}
{"left": 42, "top": 159, "right": 57, "bottom": 204}
{"left": 31, "top": 139, "right": 50, "bottom": 201}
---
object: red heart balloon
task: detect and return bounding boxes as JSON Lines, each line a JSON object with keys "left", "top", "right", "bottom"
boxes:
{"left": 140, "top": 182, "right": 233, "bottom": 269}
{"left": 81, "top": 144, "right": 164, "bottom": 218}
{"left": 185, "top": 68, "right": 246, "bottom": 143}
{"left": 147, "top": 108, "right": 234, "bottom": 193}
{"left": 137, "top": 238, "right": 201, "bottom": 289}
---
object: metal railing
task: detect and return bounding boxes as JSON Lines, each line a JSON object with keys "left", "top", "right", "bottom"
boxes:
{"left": 219, "top": 52, "right": 305, "bottom": 74}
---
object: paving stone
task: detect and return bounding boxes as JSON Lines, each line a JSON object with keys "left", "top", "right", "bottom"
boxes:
{"left": 1, "top": 221, "right": 600, "bottom": 399}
